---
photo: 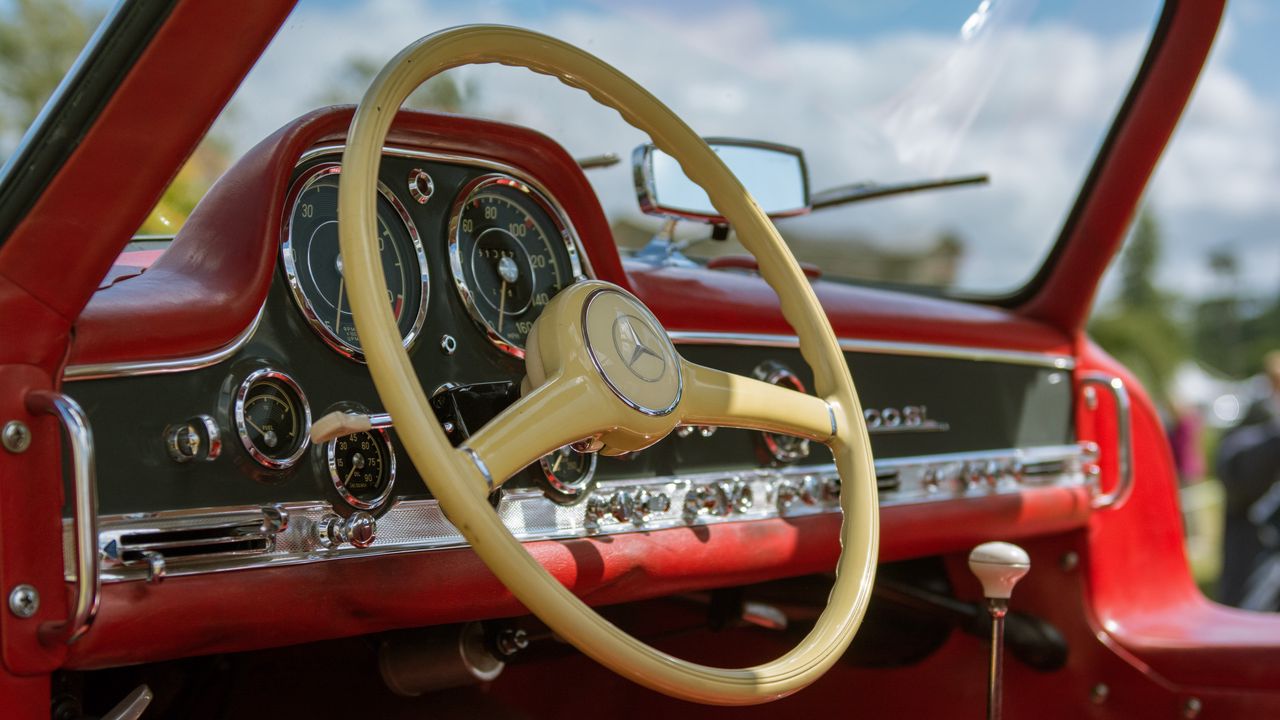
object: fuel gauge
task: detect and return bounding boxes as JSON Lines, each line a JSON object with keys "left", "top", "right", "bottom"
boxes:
{"left": 234, "top": 369, "right": 311, "bottom": 470}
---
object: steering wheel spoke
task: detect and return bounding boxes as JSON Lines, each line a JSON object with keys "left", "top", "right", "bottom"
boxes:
{"left": 459, "top": 374, "right": 605, "bottom": 490}
{"left": 679, "top": 359, "right": 835, "bottom": 443}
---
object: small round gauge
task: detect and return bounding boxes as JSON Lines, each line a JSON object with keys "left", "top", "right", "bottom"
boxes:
{"left": 753, "top": 361, "right": 811, "bottom": 464}
{"left": 449, "top": 174, "right": 584, "bottom": 356}
{"left": 234, "top": 369, "right": 311, "bottom": 469}
{"left": 327, "top": 428, "right": 396, "bottom": 511}
{"left": 282, "top": 163, "right": 429, "bottom": 361}
{"left": 538, "top": 444, "right": 598, "bottom": 503}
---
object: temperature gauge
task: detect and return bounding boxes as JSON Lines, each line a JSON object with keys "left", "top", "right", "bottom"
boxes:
{"left": 539, "top": 444, "right": 598, "bottom": 503}
{"left": 234, "top": 369, "right": 311, "bottom": 470}
{"left": 328, "top": 428, "right": 396, "bottom": 511}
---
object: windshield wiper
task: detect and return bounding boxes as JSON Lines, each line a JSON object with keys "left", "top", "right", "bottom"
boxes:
{"left": 810, "top": 173, "right": 988, "bottom": 211}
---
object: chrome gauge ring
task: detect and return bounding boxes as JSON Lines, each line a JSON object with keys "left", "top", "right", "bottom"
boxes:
{"left": 282, "top": 163, "right": 430, "bottom": 362}
{"left": 538, "top": 444, "right": 599, "bottom": 503}
{"left": 233, "top": 368, "right": 312, "bottom": 470}
{"left": 448, "top": 173, "right": 585, "bottom": 357}
{"left": 327, "top": 426, "right": 397, "bottom": 511}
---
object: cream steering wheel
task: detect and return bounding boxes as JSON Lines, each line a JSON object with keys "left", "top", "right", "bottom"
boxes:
{"left": 337, "top": 25, "right": 878, "bottom": 705}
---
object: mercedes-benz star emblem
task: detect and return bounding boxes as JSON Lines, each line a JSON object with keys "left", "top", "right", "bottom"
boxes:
{"left": 612, "top": 314, "right": 667, "bottom": 382}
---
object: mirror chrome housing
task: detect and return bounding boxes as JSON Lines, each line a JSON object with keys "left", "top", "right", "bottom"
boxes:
{"left": 633, "top": 138, "right": 810, "bottom": 223}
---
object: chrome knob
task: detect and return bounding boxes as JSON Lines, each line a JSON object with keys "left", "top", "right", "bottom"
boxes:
{"left": 316, "top": 511, "right": 378, "bottom": 549}
{"left": 346, "top": 512, "right": 377, "bottom": 548}
{"left": 165, "top": 415, "right": 221, "bottom": 463}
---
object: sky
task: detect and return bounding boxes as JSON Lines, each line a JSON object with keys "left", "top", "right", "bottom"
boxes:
{"left": 4, "top": 0, "right": 1278, "bottom": 303}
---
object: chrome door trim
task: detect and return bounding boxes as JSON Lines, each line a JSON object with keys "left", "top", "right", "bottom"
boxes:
{"left": 63, "top": 305, "right": 265, "bottom": 381}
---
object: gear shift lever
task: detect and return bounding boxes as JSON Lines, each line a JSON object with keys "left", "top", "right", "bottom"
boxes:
{"left": 968, "top": 542, "right": 1031, "bottom": 720}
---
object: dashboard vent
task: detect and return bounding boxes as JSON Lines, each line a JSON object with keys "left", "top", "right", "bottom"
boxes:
{"left": 100, "top": 508, "right": 284, "bottom": 570}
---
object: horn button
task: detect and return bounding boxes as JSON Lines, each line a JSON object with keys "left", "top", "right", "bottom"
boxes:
{"left": 581, "top": 288, "right": 682, "bottom": 416}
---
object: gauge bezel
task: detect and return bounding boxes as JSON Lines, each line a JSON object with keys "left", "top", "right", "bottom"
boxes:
{"left": 752, "top": 361, "right": 812, "bottom": 464}
{"left": 281, "top": 162, "right": 430, "bottom": 363}
{"left": 326, "top": 427, "right": 397, "bottom": 511}
{"left": 538, "top": 445, "right": 599, "bottom": 503}
{"left": 233, "top": 368, "right": 312, "bottom": 470}
{"left": 448, "top": 173, "right": 586, "bottom": 358}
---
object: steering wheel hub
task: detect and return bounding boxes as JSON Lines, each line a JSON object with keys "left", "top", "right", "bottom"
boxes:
{"left": 582, "top": 286, "right": 682, "bottom": 416}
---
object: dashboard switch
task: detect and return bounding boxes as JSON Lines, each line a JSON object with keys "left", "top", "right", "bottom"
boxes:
{"left": 315, "top": 511, "right": 378, "bottom": 549}
{"left": 165, "top": 415, "right": 221, "bottom": 463}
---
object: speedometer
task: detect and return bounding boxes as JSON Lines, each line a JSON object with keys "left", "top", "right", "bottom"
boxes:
{"left": 282, "top": 163, "right": 429, "bottom": 361}
{"left": 448, "top": 174, "right": 584, "bottom": 357}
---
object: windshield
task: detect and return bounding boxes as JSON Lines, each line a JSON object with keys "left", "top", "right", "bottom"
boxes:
{"left": 80, "top": 0, "right": 1166, "bottom": 296}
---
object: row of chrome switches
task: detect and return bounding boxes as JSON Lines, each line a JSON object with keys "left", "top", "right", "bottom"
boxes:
{"left": 585, "top": 488, "right": 672, "bottom": 532}
{"left": 924, "top": 460, "right": 1025, "bottom": 495}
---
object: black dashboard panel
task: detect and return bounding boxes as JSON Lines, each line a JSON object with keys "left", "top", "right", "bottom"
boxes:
{"left": 65, "top": 149, "right": 1074, "bottom": 519}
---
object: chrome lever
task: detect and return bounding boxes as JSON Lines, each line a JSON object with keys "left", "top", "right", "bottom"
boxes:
{"left": 102, "top": 684, "right": 153, "bottom": 720}
{"left": 309, "top": 410, "right": 392, "bottom": 445}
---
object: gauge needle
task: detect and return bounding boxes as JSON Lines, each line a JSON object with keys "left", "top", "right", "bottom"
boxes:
{"left": 497, "top": 279, "right": 508, "bottom": 333}
{"left": 345, "top": 462, "right": 359, "bottom": 483}
{"left": 247, "top": 418, "right": 267, "bottom": 436}
{"left": 334, "top": 275, "right": 345, "bottom": 335}
{"left": 552, "top": 452, "right": 563, "bottom": 472}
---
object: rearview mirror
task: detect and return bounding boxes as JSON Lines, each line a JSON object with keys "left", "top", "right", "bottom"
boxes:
{"left": 633, "top": 139, "right": 810, "bottom": 223}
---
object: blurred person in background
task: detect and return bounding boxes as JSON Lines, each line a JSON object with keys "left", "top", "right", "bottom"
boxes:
{"left": 1216, "top": 351, "right": 1280, "bottom": 607}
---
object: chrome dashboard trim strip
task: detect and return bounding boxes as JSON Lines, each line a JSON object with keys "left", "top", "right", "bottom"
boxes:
{"left": 668, "top": 331, "right": 1076, "bottom": 369}
{"left": 76, "top": 443, "right": 1089, "bottom": 583}
{"left": 63, "top": 304, "right": 265, "bottom": 381}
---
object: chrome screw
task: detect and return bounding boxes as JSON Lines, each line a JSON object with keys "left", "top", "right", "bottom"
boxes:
{"left": 8, "top": 584, "right": 39, "bottom": 618}
{"left": 1182, "top": 697, "right": 1202, "bottom": 719}
{"left": 440, "top": 334, "right": 457, "bottom": 355}
{"left": 1090, "top": 683, "right": 1109, "bottom": 705}
{"left": 1083, "top": 386, "right": 1099, "bottom": 411}
{"left": 2, "top": 421, "right": 31, "bottom": 454}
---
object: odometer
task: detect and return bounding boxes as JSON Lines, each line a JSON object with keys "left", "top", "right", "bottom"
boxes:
{"left": 449, "top": 174, "right": 584, "bottom": 356}
{"left": 282, "top": 163, "right": 429, "bottom": 361}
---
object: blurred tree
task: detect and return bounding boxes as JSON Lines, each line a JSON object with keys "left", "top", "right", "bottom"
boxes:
{"left": 0, "top": 0, "right": 103, "bottom": 148}
{"left": 1089, "top": 209, "right": 1185, "bottom": 408}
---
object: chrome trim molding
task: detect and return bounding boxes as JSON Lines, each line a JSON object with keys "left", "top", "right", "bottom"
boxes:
{"left": 669, "top": 331, "right": 1076, "bottom": 370}
{"left": 464, "top": 446, "right": 496, "bottom": 491}
{"left": 63, "top": 304, "right": 265, "bottom": 381}
{"left": 78, "top": 444, "right": 1088, "bottom": 584}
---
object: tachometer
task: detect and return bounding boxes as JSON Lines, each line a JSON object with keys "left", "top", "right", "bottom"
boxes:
{"left": 449, "top": 174, "right": 583, "bottom": 356}
{"left": 282, "top": 163, "right": 429, "bottom": 361}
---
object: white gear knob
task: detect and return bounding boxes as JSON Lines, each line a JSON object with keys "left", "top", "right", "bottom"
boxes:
{"left": 968, "top": 542, "right": 1031, "bottom": 600}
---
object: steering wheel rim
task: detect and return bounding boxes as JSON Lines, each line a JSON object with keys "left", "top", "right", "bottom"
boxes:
{"left": 338, "top": 25, "right": 878, "bottom": 705}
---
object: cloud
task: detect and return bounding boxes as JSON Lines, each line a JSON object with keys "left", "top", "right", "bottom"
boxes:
{"left": 209, "top": 0, "right": 1272, "bottom": 299}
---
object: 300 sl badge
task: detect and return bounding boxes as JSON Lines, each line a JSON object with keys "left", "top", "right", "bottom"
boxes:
{"left": 864, "top": 405, "right": 949, "bottom": 434}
